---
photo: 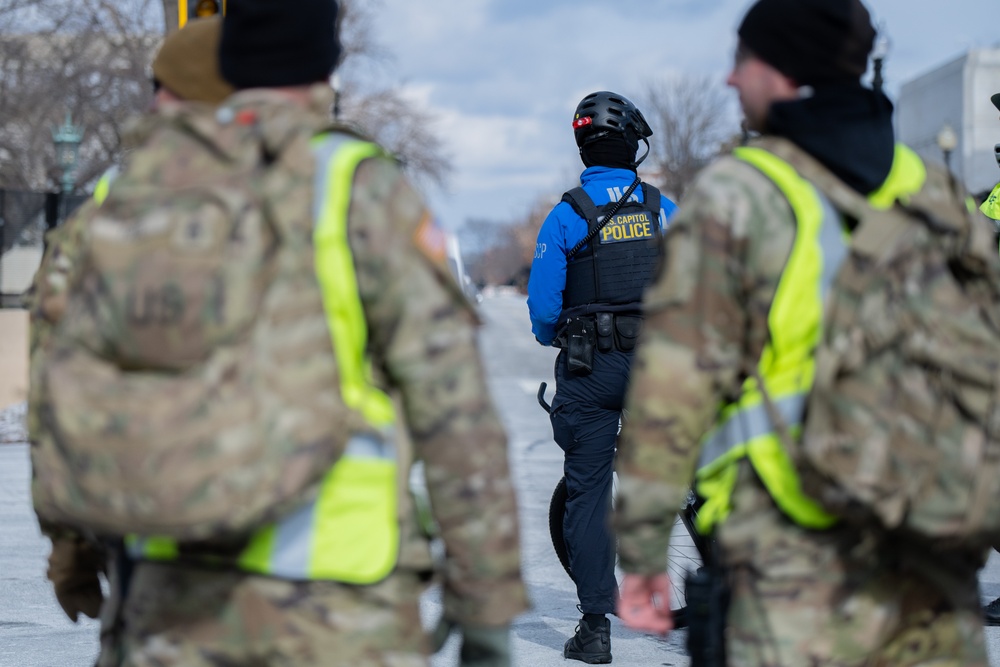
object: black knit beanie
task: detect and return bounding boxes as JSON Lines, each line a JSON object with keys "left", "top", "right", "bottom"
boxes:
{"left": 737, "top": 0, "right": 875, "bottom": 86}
{"left": 220, "top": 0, "right": 341, "bottom": 89}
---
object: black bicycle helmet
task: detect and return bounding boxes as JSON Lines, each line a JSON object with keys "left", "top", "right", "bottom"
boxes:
{"left": 572, "top": 91, "right": 653, "bottom": 147}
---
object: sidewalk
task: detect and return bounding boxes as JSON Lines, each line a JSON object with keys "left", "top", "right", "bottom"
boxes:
{"left": 0, "top": 309, "right": 28, "bottom": 410}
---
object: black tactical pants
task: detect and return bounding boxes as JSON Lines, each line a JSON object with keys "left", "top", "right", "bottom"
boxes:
{"left": 550, "top": 347, "right": 633, "bottom": 615}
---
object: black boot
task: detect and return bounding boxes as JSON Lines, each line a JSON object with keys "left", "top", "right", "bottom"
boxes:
{"left": 984, "top": 597, "right": 1000, "bottom": 626}
{"left": 564, "top": 616, "right": 612, "bottom": 664}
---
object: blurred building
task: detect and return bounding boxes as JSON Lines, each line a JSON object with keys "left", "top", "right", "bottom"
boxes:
{"left": 897, "top": 47, "right": 1000, "bottom": 200}
{"left": 0, "top": 246, "right": 42, "bottom": 306}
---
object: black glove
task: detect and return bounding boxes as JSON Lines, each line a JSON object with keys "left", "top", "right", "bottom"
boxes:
{"left": 47, "top": 535, "right": 105, "bottom": 622}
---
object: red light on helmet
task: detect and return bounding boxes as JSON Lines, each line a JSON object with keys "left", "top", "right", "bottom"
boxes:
{"left": 573, "top": 116, "right": 593, "bottom": 130}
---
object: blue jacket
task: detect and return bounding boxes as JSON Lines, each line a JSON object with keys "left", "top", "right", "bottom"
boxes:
{"left": 527, "top": 166, "right": 678, "bottom": 345}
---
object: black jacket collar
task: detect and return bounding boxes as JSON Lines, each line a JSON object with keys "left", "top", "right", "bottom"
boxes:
{"left": 766, "top": 83, "right": 895, "bottom": 195}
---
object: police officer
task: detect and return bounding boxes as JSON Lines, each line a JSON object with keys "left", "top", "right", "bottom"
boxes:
{"left": 614, "top": 0, "right": 991, "bottom": 664}
{"left": 527, "top": 91, "right": 677, "bottom": 664}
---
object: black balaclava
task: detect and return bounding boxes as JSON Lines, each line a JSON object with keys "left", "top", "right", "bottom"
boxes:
{"left": 220, "top": 0, "right": 341, "bottom": 89}
{"left": 580, "top": 132, "right": 639, "bottom": 170}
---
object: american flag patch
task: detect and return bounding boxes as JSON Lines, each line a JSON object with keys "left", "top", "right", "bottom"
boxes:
{"left": 413, "top": 212, "right": 447, "bottom": 263}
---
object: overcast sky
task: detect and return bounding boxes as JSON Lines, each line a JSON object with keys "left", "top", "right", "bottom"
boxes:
{"left": 366, "top": 0, "right": 1000, "bottom": 234}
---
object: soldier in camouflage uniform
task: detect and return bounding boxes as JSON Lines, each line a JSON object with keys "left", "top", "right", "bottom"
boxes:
{"left": 25, "top": 13, "right": 234, "bottom": 631}
{"left": 981, "top": 92, "right": 1000, "bottom": 626}
{"left": 31, "top": 2, "right": 528, "bottom": 666}
{"left": 613, "top": 0, "right": 989, "bottom": 665}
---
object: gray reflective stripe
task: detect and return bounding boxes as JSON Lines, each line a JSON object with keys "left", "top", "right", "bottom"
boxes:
{"left": 267, "top": 497, "right": 315, "bottom": 579}
{"left": 346, "top": 431, "right": 395, "bottom": 459}
{"left": 816, "top": 192, "right": 849, "bottom": 301}
{"left": 262, "top": 432, "right": 394, "bottom": 579}
{"left": 698, "top": 393, "right": 806, "bottom": 469}
{"left": 310, "top": 133, "right": 356, "bottom": 225}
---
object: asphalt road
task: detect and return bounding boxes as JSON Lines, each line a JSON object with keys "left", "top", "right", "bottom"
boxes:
{"left": 3, "top": 292, "right": 1000, "bottom": 666}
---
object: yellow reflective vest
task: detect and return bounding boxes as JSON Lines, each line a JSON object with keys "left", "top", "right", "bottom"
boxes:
{"left": 128, "top": 133, "right": 401, "bottom": 584}
{"left": 694, "top": 144, "right": 927, "bottom": 535}
{"left": 981, "top": 182, "right": 1000, "bottom": 221}
{"left": 92, "top": 167, "right": 116, "bottom": 205}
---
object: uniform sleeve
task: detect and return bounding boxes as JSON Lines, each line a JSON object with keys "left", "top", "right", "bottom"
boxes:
{"left": 346, "top": 155, "right": 529, "bottom": 627}
{"left": 526, "top": 205, "right": 569, "bottom": 345}
{"left": 657, "top": 194, "right": 678, "bottom": 229}
{"left": 614, "top": 157, "right": 793, "bottom": 575}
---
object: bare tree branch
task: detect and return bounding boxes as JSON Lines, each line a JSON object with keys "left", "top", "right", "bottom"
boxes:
{"left": 333, "top": 0, "right": 452, "bottom": 189}
{"left": 0, "top": 0, "right": 161, "bottom": 191}
{"left": 641, "top": 74, "right": 737, "bottom": 201}
{"left": 0, "top": 0, "right": 450, "bottom": 195}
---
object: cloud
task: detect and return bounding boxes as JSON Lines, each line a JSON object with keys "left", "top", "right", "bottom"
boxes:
{"left": 370, "top": 0, "right": 1000, "bottom": 230}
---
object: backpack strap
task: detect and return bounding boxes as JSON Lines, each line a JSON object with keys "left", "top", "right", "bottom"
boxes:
{"left": 749, "top": 137, "right": 920, "bottom": 265}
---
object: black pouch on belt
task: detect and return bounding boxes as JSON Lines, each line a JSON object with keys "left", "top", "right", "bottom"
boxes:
{"left": 613, "top": 315, "right": 643, "bottom": 352}
{"left": 595, "top": 312, "right": 614, "bottom": 353}
{"left": 565, "top": 318, "right": 596, "bottom": 376}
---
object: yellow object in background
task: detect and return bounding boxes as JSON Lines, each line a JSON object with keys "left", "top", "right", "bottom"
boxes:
{"left": 178, "top": 0, "right": 225, "bottom": 28}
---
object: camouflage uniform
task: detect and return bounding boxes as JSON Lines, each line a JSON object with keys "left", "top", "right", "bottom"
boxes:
{"left": 33, "top": 87, "right": 528, "bottom": 666}
{"left": 24, "top": 199, "right": 93, "bottom": 355}
{"left": 614, "top": 150, "right": 988, "bottom": 666}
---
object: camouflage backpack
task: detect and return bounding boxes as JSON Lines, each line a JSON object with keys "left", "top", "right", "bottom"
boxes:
{"left": 29, "top": 98, "right": 366, "bottom": 541}
{"left": 759, "top": 137, "right": 1000, "bottom": 550}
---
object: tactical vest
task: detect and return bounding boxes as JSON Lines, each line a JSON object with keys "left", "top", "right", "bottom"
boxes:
{"left": 693, "top": 144, "right": 927, "bottom": 535}
{"left": 128, "top": 134, "right": 401, "bottom": 585}
{"left": 561, "top": 182, "right": 662, "bottom": 318}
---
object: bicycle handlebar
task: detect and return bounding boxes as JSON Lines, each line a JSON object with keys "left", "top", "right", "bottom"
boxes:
{"left": 537, "top": 382, "right": 552, "bottom": 414}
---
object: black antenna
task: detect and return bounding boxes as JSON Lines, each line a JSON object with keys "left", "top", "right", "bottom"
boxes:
{"left": 871, "top": 25, "right": 890, "bottom": 95}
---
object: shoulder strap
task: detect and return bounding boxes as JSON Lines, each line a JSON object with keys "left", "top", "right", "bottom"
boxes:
{"left": 561, "top": 187, "right": 601, "bottom": 231}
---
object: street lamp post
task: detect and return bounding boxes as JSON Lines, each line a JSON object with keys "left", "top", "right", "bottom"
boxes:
{"left": 51, "top": 112, "right": 83, "bottom": 227}
{"left": 332, "top": 73, "right": 341, "bottom": 120}
{"left": 937, "top": 123, "right": 958, "bottom": 174}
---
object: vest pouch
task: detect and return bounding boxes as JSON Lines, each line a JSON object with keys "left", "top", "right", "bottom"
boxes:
{"left": 595, "top": 312, "right": 614, "bottom": 353}
{"left": 565, "top": 318, "right": 595, "bottom": 376}
{"left": 613, "top": 315, "right": 643, "bottom": 352}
